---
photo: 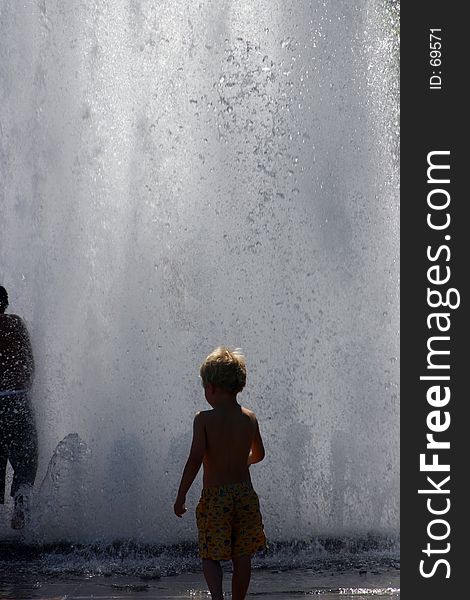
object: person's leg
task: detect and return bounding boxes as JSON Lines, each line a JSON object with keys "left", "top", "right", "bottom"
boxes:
{"left": 0, "top": 452, "right": 7, "bottom": 506}
{"left": 232, "top": 555, "right": 251, "bottom": 600}
{"left": 202, "top": 558, "right": 224, "bottom": 600}
{"left": 0, "top": 402, "right": 13, "bottom": 505}
{"left": 9, "top": 395, "right": 38, "bottom": 528}
{"left": 11, "top": 484, "right": 32, "bottom": 529}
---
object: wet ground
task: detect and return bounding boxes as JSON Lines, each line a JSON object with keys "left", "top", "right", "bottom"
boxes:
{"left": 0, "top": 567, "right": 400, "bottom": 599}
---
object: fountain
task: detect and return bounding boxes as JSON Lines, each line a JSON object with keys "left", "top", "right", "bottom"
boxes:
{"left": 0, "top": 0, "right": 399, "bottom": 555}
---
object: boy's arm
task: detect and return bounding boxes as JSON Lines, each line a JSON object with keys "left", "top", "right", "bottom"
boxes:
{"left": 248, "top": 417, "right": 265, "bottom": 465}
{"left": 174, "top": 412, "right": 206, "bottom": 517}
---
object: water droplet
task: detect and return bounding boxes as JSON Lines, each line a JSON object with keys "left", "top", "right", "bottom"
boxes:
{"left": 281, "top": 37, "right": 292, "bottom": 49}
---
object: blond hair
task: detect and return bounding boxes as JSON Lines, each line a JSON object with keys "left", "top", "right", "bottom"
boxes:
{"left": 200, "top": 346, "right": 246, "bottom": 393}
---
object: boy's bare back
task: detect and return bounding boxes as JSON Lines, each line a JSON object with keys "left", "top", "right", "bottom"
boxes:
{"left": 199, "top": 405, "right": 262, "bottom": 487}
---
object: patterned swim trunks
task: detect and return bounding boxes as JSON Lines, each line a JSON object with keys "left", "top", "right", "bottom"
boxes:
{"left": 196, "top": 480, "right": 267, "bottom": 560}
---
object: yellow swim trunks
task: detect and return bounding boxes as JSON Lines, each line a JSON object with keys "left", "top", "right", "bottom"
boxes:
{"left": 195, "top": 481, "right": 267, "bottom": 560}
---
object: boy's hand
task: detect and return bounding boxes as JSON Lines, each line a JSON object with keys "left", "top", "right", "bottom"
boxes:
{"left": 174, "top": 497, "right": 187, "bottom": 518}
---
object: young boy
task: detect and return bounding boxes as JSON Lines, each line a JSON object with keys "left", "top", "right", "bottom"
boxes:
{"left": 174, "top": 347, "right": 266, "bottom": 600}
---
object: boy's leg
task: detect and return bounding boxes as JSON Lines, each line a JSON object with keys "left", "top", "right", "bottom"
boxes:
{"left": 232, "top": 555, "right": 251, "bottom": 600}
{"left": 202, "top": 559, "right": 224, "bottom": 600}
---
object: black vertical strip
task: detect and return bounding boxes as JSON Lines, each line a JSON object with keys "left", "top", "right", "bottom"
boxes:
{"left": 401, "top": 3, "right": 465, "bottom": 598}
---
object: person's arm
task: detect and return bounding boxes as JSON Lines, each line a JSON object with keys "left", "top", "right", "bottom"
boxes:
{"left": 19, "top": 319, "right": 35, "bottom": 388}
{"left": 247, "top": 418, "right": 265, "bottom": 465}
{"left": 174, "top": 412, "right": 206, "bottom": 517}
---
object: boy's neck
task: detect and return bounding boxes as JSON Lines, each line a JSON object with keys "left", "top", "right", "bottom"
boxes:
{"left": 212, "top": 390, "right": 239, "bottom": 408}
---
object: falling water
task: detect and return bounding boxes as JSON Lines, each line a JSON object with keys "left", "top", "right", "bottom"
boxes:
{"left": 0, "top": 0, "right": 399, "bottom": 550}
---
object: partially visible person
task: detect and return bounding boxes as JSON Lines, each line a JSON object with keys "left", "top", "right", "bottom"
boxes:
{"left": 0, "top": 285, "right": 38, "bottom": 529}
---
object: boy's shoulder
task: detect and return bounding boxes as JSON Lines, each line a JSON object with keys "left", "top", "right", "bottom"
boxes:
{"left": 194, "top": 409, "right": 212, "bottom": 422}
{"left": 240, "top": 405, "right": 257, "bottom": 419}
{"left": 195, "top": 406, "right": 258, "bottom": 420}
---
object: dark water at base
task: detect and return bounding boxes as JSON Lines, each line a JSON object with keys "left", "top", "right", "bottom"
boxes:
{"left": 0, "top": 536, "right": 399, "bottom": 576}
{"left": 0, "top": 569, "right": 400, "bottom": 600}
